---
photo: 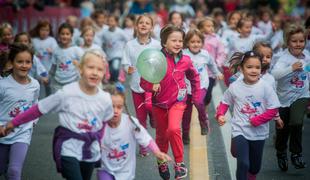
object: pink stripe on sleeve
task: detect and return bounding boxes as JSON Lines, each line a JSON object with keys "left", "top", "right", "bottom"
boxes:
{"left": 250, "top": 108, "right": 278, "bottom": 127}
{"left": 12, "top": 104, "right": 43, "bottom": 127}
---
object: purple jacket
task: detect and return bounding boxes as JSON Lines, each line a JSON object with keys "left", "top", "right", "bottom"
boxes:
{"left": 140, "top": 49, "right": 200, "bottom": 109}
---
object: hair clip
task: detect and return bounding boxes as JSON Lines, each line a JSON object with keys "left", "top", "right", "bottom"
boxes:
{"left": 115, "top": 82, "right": 125, "bottom": 93}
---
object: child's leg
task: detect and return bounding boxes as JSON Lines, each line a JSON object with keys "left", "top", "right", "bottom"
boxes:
{"left": 132, "top": 91, "right": 148, "bottom": 128}
{"left": 7, "top": 142, "right": 29, "bottom": 180}
{"left": 79, "top": 161, "right": 95, "bottom": 180}
{"left": 0, "top": 143, "right": 10, "bottom": 175}
{"left": 60, "top": 156, "right": 83, "bottom": 180}
{"left": 275, "top": 107, "right": 290, "bottom": 153}
{"left": 182, "top": 94, "right": 193, "bottom": 139}
{"left": 167, "top": 103, "right": 186, "bottom": 163}
{"left": 204, "top": 77, "right": 216, "bottom": 105}
{"left": 248, "top": 139, "right": 265, "bottom": 179}
{"left": 97, "top": 169, "right": 115, "bottom": 180}
{"left": 195, "top": 89, "right": 209, "bottom": 133}
{"left": 232, "top": 135, "right": 249, "bottom": 180}
{"left": 153, "top": 106, "right": 169, "bottom": 153}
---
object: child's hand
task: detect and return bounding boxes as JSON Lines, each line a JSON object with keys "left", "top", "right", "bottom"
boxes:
{"left": 41, "top": 77, "right": 49, "bottom": 84}
{"left": 0, "top": 126, "right": 5, "bottom": 137}
{"left": 152, "top": 84, "right": 161, "bottom": 92}
{"left": 5, "top": 122, "right": 15, "bottom": 135}
{"left": 217, "top": 115, "right": 226, "bottom": 126}
{"left": 275, "top": 117, "right": 284, "bottom": 129}
{"left": 127, "top": 66, "right": 135, "bottom": 75}
{"left": 217, "top": 74, "right": 224, "bottom": 80}
{"left": 292, "top": 61, "right": 303, "bottom": 71}
{"left": 154, "top": 151, "right": 172, "bottom": 162}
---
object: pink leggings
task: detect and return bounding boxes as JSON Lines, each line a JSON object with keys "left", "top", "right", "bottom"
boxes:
{"left": 0, "top": 142, "right": 29, "bottom": 180}
{"left": 153, "top": 103, "right": 186, "bottom": 163}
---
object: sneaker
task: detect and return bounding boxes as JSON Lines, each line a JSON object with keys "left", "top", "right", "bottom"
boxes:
{"left": 139, "top": 147, "right": 150, "bottom": 157}
{"left": 201, "top": 127, "right": 208, "bottom": 135}
{"left": 291, "top": 153, "right": 307, "bottom": 169}
{"left": 182, "top": 134, "right": 190, "bottom": 145}
{"left": 157, "top": 160, "right": 170, "bottom": 180}
{"left": 277, "top": 152, "right": 288, "bottom": 171}
{"left": 174, "top": 162, "right": 188, "bottom": 179}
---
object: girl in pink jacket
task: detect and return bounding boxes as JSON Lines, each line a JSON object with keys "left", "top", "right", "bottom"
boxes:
{"left": 140, "top": 24, "right": 200, "bottom": 180}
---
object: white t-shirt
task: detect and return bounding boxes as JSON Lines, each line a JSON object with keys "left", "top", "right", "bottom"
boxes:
{"left": 52, "top": 46, "right": 84, "bottom": 84}
{"left": 184, "top": 49, "right": 220, "bottom": 93}
{"left": 122, "top": 38, "right": 161, "bottom": 93}
{"left": 0, "top": 75, "right": 40, "bottom": 144}
{"left": 271, "top": 49, "right": 310, "bottom": 107}
{"left": 99, "top": 114, "right": 152, "bottom": 180}
{"left": 38, "top": 82, "right": 114, "bottom": 162}
{"left": 222, "top": 79, "right": 280, "bottom": 140}
{"left": 32, "top": 36, "right": 58, "bottom": 71}
{"left": 102, "top": 27, "right": 128, "bottom": 60}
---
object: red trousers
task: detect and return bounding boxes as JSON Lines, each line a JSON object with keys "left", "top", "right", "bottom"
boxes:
{"left": 153, "top": 103, "right": 186, "bottom": 163}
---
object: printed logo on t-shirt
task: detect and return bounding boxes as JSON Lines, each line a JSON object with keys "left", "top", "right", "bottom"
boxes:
{"left": 77, "top": 116, "right": 98, "bottom": 131}
{"left": 8, "top": 100, "right": 31, "bottom": 118}
{"left": 290, "top": 73, "right": 307, "bottom": 89}
{"left": 240, "top": 95, "right": 261, "bottom": 118}
{"left": 59, "top": 60, "right": 72, "bottom": 71}
{"left": 107, "top": 143, "right": 129, "bottom": 162}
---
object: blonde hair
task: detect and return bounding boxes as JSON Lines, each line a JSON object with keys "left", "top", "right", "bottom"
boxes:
{"left": 79, "top": 49, "right": 107, "bottom": 68}
{"left": 284, "top": 24, "right": 306, "bottom": 47}
{"left": 80, "top": 26, "right": 95, "bottom": 37}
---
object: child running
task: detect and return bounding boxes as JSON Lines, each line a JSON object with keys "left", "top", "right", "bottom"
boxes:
{"left": 140, "top": 24, "right": 200, "bottom": 180}
{"left": 182, "top": 29, "right": 223, "bottom": 144}
{"left": 271, "top": 24, "right": 310, "bottom": 171}
{"left": 0, "top": 43, "right": 40, "bottom": 180}
{"left": 97, "top": 84, "right": 171, "bottom": 180}
{"left": 122, "top": 14, "right": 161, "bottom": 156}
{"left": 215, "top": 50, "right": 281, "bottom": 180}
{"left": 1, "top": 49, "right": 114, "bottom": 180}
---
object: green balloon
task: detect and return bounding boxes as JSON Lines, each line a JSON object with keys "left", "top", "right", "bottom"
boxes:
{"left": 137, "top": 49, "right": 167, "bottom": 83}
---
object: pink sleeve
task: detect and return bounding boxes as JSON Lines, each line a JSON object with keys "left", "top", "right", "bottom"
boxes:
{"left": 215, "top": 102, "right": 229, "bottom": 119}
{"left": 147, "top": 139, "right": 160, "bottom": 153}
{"left": 250, "top": 108, "right": 278, "bottom": 127}
{"left": 12, "top": 104, "right": 43, "bottom": 127}
{"left": 140, "top": 77, "right": 154, "bottom": 92}
{"left": 215, "top": 40, "right": 226, "bottom": 68}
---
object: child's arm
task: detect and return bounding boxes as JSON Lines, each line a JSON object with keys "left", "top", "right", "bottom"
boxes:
{"left": 185, "top": 62, "right": 201, "bottom": 104}
{"left": 250, "top": 108, "right": 278, "bottom": 127}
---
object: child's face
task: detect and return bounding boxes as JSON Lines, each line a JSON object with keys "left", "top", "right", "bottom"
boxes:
{"left": 288, "top": 32, "right": 305, "bottom": 57}
{"left": 79, "top": 54, "right": 105, "bottom": 88}
{"left": 259, "top": 46, "right": 272, "bottom": 65}
{"left": 125, "top": 17, "right": 134, "bottom": 28}
{"left": 12, "top": 51, "right": 32, "bottom": 79}
{"left": 17, "top": 35, "right": 30, "bottom": 45}
{"left": 229, "top": 13, "right": 241, "bottom": 28}
{"left": 171, "top": 13, "right": 183, "bottom": 27}
{"left": 59, "top": 28, "right": 72, "bottom": 46}
{"left": 164, "top": 31, "right": 183, "bottom": 55}
{"left": 136, "top": 16, "right": 153, "bottom": 36}
{"left": 96, "top": 14, "right": 106, "bottom": 27}
{"left": 188, "top": 34, "right": 203, "bottom": 54}
{"left": 202, "top": 20, "right": 215, "bottom": 34}
{"left": 238, "top": 21, "right": 252, "bottom": 37}
{"left": 39, "top": 26, "right": 50, "bottom": 39}
{"left": 108, "top": 17, "right": 117, "bottom": 28}
{"left": 241, "top": 57, "right": 261, "bottom": 84}
{"left": 1, "top": 27, "right": 13, "bottom": 44}
{"left": 83, "top": 30, "right": 94, "bottom": 46}
{"left": 110, "top": 95, "right": 124, "bottom": 123}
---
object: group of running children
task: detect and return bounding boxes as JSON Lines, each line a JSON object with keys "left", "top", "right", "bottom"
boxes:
{"left": 0, "top": 8, "right": 309, "bottom": 180}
